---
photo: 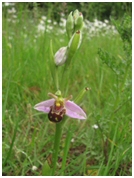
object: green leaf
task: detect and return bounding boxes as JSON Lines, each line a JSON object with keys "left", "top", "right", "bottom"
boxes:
{"left": 42, "top": 160, "right": 52, "bottom": 176}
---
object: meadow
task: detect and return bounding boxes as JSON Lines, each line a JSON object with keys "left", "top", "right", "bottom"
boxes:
{"left": 2, "top": 3, "right": 132, "bottom": 176}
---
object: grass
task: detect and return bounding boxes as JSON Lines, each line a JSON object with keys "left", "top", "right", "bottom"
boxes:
{"left": 2, "top": 5, "right": 132, "bottom": 176}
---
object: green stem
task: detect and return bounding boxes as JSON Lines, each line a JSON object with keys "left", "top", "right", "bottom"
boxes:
{"left": 51, "top": 121, "right": 63, "bottom": 175}
{"left": 55, "top": 66, "right": 59, "bottom": 90}
{"left": 61, "top": 125, "right": 73, "bottom": 175}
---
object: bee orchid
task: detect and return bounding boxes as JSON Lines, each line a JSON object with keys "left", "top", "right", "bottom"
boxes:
{"left": 34, "top": 92, "right": 87, "bottom": 123}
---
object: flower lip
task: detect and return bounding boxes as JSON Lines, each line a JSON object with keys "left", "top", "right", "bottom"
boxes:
{"left": 34, "top": 93, "right": 87, "bottom": 121}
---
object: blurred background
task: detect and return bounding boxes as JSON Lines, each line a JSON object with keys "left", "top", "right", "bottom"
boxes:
{"left": 3, "top": 2, "right": 132, "bottom": 21}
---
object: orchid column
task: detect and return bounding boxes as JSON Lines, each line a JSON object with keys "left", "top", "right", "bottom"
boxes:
{"left": 34, "top": 9, "right": 86, "bottom": 176}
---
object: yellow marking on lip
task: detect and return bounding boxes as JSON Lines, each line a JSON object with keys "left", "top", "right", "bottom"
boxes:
{"left": 55, "top": 117, "right": 59, "bottom": 121}
{"left": 56, "top": 102, "right": 61, "bottom": 107}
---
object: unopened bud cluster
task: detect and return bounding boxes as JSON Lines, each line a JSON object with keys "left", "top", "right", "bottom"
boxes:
{"left": 66, "top": 9, "right": 84, "bottom": 39}
{"left": 54, "top": 9, "right": 84, "bottom": 66}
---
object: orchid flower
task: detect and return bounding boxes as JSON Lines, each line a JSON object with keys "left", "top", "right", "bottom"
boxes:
{"left": 34, "top": 92, "right": 87, "bottom": 123}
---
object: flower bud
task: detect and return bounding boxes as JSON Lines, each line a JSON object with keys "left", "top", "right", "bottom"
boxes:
{"left": 73, "top": 10, "right": 84, "bottom": 32}
{"left": 54, "top": 47, "right": 67, "bottom": 66}
{"left": 66, "top": 11, "right": 74, "bottom": 39}
{"left": 74, "top": 13, "right": 84, "bottom": 32}
{"left": 68, "top": 30, "right": 82, "bottom": 52}
{"left": 73, "top": 9, "right": 79, "bottom": 20}
{"left": 65, "top": 30, "right": 82, "bottom": 66}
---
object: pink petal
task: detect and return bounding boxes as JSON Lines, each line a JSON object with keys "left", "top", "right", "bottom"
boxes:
{"left": 65, "top": 100, "right": 87, "bottom": 120}
{"left": 34, "top": 99, "right": 55, "bottom": 113}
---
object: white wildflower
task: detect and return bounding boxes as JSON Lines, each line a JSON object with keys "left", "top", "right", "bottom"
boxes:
{"left": 32, "top": 165, "right": 38, "bottom": 171}
{"left": 92, "top": 124, "right": 99, "bottom": 129}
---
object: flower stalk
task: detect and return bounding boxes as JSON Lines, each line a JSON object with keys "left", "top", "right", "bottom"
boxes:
{"left": 51, "top": 121, "right": 64, "bottom": 175}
